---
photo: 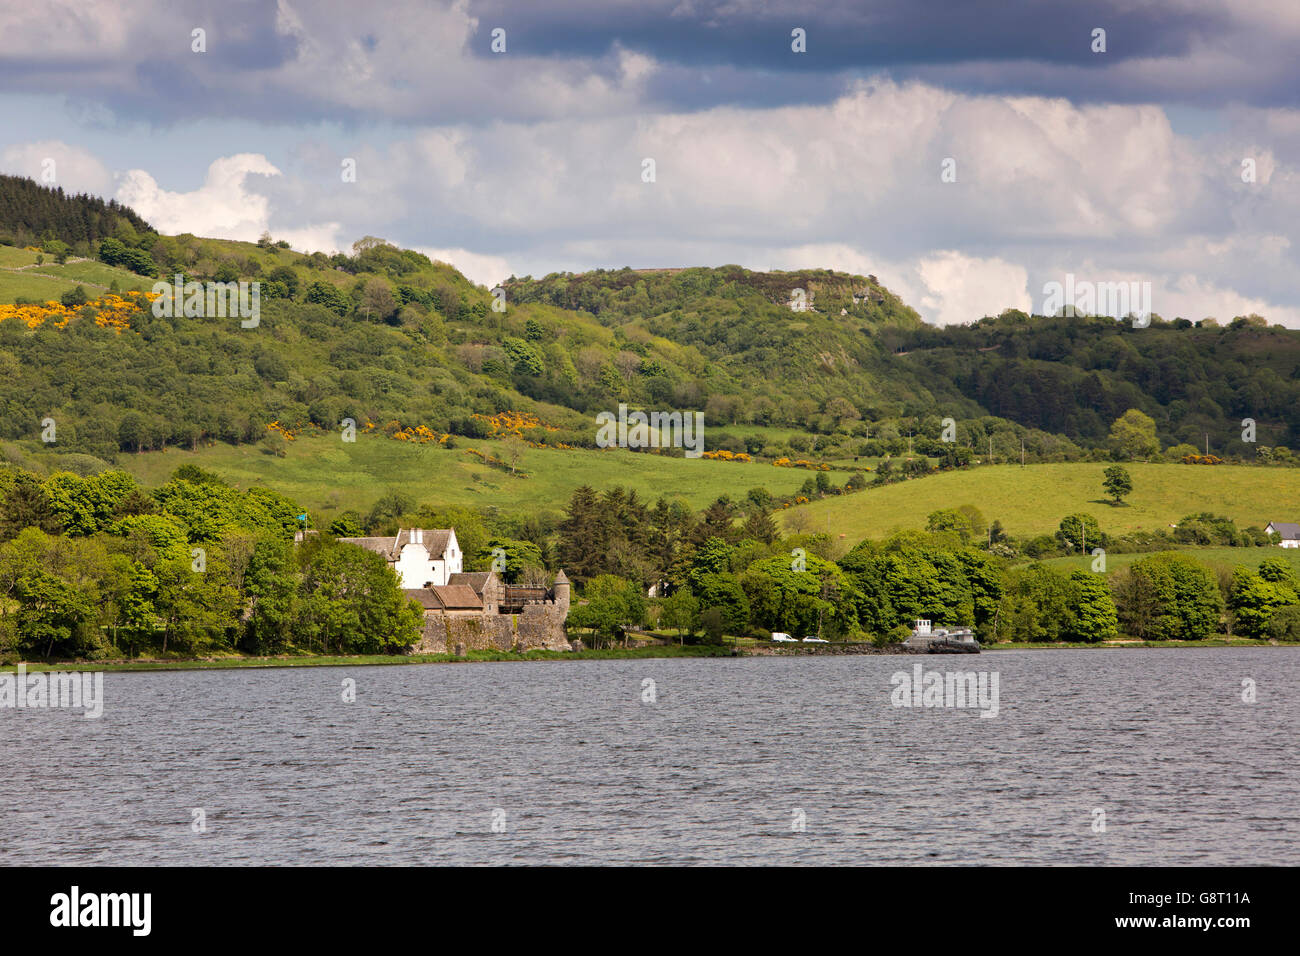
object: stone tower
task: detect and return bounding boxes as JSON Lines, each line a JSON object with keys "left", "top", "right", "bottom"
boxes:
{"left": 552, "top": 570, "right": 571, "bottom": 617}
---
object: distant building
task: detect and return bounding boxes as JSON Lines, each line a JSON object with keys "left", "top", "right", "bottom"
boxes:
{"left": 404, "top": 569, "right": 572, "bottom": 652}
{"left": 904, "top": 618, "right": 977, "bottom": 649}
{"left": 1265, "top": 521, "right": 1300, "bottom": 548}
{"left": 336, "top": 528, "right": 462, "bottom": 587}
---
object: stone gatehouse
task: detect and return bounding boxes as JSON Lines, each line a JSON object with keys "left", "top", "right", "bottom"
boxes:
{"left": 403, "top": 570, "right": 572, "bottom": 653}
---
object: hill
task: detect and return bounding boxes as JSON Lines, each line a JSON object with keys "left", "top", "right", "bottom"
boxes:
{"left": 4, "top": 173, "right": 1300, "bottom": 536}
{"left": 783, "top": 461, "right": 1300, "bottom": 544}
{"left": 94, "top": 432, "right": 847, "bottom": 525}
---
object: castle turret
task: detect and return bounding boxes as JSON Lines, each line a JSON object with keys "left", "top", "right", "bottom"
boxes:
{"left": 552, "top": 570, "right": 571, "bottom": 616}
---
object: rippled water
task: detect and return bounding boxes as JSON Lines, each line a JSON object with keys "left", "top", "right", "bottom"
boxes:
{"left": 2, "top": 648, "right": 1296, "bottom": 865}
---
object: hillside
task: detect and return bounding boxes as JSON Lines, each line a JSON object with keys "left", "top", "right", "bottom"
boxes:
{"left": 4, "top": 174, "right": 1300, "bottom": 537}
{"left": 785, "top": 461, "right": 1300, "bottom": 543}
{"left": 90, "top": 432, "right": 849, "bottom": 524}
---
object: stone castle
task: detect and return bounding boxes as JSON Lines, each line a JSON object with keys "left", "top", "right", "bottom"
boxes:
{"left": 335, "top": 528, "right": 572, "bottom": 653}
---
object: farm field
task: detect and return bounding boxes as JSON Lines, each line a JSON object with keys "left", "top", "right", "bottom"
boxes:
{"left": 107, "top": 433, "right": 849, "bottom": 523}
{"left": 1035, "top": 546, "right": 1300, "bottom": 577}
{"left": 0, "top": 252, "right": 152, "bottom": 301}
{"left": 785, "top": 462, "right": 1300, "bottom": 543}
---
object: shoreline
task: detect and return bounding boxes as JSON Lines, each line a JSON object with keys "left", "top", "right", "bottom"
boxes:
{"left": 1, "top": 637, "right": 1290, "bottom": 673}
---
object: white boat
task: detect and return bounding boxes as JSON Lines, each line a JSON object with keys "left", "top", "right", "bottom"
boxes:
{"left": 903, "top": 619, "right": 980, "bottom": 653}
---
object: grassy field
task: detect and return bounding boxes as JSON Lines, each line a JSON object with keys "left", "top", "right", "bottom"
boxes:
{"left": 0, "top": 252, "right": 152, "bottom": 301}
{"left": 786, "top": 462, "right": 1300, "bottom": 543}
{"left": 108, "top": 433, "right": 850, "bottom": 523}
{"left": 1035, "top": 546, "right": 1300, "bottom": 577}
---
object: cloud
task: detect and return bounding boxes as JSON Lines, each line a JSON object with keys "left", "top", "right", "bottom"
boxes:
{"left": 415, "top": 247, "right": 512, "bottom": 288}
{"left": 116, "top": 154, "right": 281, "bottom": 238}
{"left": 0, "top": 140, "right": 112, "bottom": 195}
{"left": 115, "top": 154, "right": 341, "bottom": 250}
{"left": 0, "top": 0, "right": 1295, "bottom": 123}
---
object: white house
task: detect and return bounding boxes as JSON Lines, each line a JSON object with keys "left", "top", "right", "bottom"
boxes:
{"left": 336, "top": 528, "right": 463, "bottom": 588}
{"left": 1265, "top": 521, "right": 1300, "bottom": 548}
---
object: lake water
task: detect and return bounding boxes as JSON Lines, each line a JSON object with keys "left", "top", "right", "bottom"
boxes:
{"left": 2, "top": 648, "right": 1296, "bottom": 865}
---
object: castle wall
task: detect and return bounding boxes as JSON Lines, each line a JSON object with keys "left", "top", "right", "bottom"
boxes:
{"left": 413, "top": 599, "right": 570, "bottom": 654}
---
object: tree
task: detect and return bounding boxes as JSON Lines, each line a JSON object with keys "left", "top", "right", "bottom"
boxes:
{"left": 1068, "top": 570, "right": 1118, "bottom": 642}
{"left": 472, "top": 537, "right": 544, "bottom": 584}
{"left": 1057, "top": 513, "right": 1102, "bottom": 552}
{"left": 741, "top": 509, "right": 778, "bottom": 544}
{"left": 693, "top": 572, "right": 751, "bottom": 637}
{"left": 658, "top": 587, "right": 698, "bottom": 644}
{"left": 329, "top": 512, "right": 366, "bottom": 537}
{"left": 1116, "top": 553, "right": 1223, "bottom": 641}
{"left": 569, "top": 574, "right": 646, "bottom": 647}
{"left": 60, "top": 285, "right": 88, "bottom": 308}
{"left": 297, "top": 541, "right": 422, "bottom": 654}
{"left": 359, "top": 279, "right": 397, "bottom": 322}
{"left": 926, "top": 508, "right": 972, "bottom": 542}
{"left": 1102, "top": 465, "right": 1132, "bottom": 505}
{"left": 13, "top": 568, "right": 97, "bottom": 658}
{"left": 1109, "top": 409, "right": 1159, "bottom": 460}
{"left": 1228, "top": 565, "right": 1298, "bottom": 639}
{"left": 740, "top": 554, "right": 857, "bottom": 639}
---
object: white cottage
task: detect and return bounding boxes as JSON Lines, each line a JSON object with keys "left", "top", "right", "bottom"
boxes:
{"left": 1265, "top": 521, "right": 1300, "bottom": 548}
{"left": 336, "top": 528, "right": 463, "bottom": 588}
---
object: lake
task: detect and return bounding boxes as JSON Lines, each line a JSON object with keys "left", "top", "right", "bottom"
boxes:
{"left": 2, "top": 648, "right": 1296, "bottom": 865}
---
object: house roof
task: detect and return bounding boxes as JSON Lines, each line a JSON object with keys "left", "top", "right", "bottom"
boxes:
{"left": 430, "top": 585, "right": 482, "bottom": 609}
{"left": 338, "top": 529, "right": 454, "bottom": 559}
{"left": 447, "top": 571, "right": 493, "bottom": 594}
{"left": 404, "top": 585, "right": 482, "bottom": 610}
{"left": 1267, "top": 522, "right": 1300, "bottom": 539}
{"left": 404, "top": 588, "right": 442, "bottom": 609}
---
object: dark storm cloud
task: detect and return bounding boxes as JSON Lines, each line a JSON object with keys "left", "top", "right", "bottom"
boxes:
{"left": 469, "top": 0, "right": 1298, "bottom": 109}
{"left": 471, "top": 0, "right": 1210, "bottom": 67}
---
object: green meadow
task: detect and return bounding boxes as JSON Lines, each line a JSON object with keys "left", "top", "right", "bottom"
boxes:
{"left": 1036, "top": 546, "right": 1300, "bottom": 577}
{"left": 110, "top": 433, "right": 849, "bottom": 523}
{"left": 0, "top": 250, "right": 153, "bottom": 300}
{"left": 784, "top": 462, "right": 1300, "bottom": 544}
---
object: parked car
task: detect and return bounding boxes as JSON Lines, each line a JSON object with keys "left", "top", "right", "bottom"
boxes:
{"left": 771, "top": 632, "right": 797, "bottom": 642}
{"left": 802, "top": 636, "right": 829, "bottom": 644}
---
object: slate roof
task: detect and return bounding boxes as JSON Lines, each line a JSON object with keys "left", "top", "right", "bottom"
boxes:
{"left": 338, "top": 529, "right": 454, "bottom": 559}
{"left": 1267, "top": 521, "right": 1300, "bottom": 540}
{"left": 447, "top": 571, "right": 493, "bottom": 593}
{"left": 404, "top": 585, "right": 482, "bottom": 610}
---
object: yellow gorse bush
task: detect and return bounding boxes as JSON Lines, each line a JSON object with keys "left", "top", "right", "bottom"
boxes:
{"left": 0, "top": 289, "right": 157, "bottom": 333}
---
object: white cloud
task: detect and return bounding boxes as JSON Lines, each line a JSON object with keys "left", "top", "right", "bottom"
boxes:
{"left": 0, "top": 140, "right": 112, "bottom": 196}
{"left": 116, "top": 154, "right": 281, "bottom": 238}
{"left": 115, "top": 154, "right": 341, "bottom": 250}
{"left": 415, "top": 246, "right": 512, "bottom": 288}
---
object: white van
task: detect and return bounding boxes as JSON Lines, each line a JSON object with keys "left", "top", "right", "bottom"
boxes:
{"left": 771, "top": 632, "right": 797, "bottom": 642}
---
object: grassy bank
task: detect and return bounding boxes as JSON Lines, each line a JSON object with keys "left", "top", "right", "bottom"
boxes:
{"left": 2, "top": 644, "right": 740, "bottom": 673}
{"left": 6, "top": 638, "right": 1294, "bottom": 672}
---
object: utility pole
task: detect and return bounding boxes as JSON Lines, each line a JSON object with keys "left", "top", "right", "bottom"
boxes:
{"left": 988, "top": 436, "right": 993, "bottom": 464}
{"left": 1021, "top": 439, "right": 1025, "bottom": 467}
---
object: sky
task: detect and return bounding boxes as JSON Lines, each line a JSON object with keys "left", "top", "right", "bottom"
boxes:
{"left": 1, "top": 0, "right": 1297, "bottom": 325}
